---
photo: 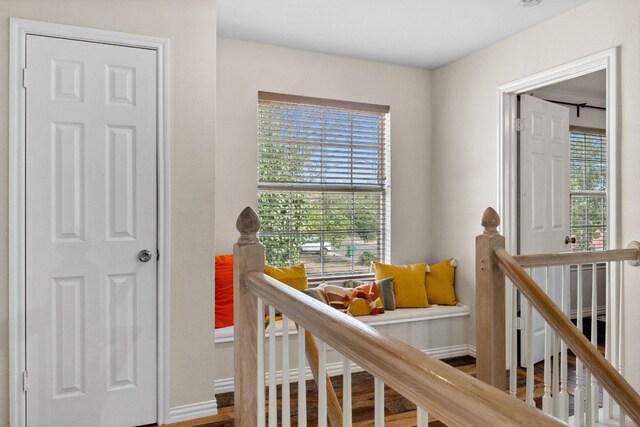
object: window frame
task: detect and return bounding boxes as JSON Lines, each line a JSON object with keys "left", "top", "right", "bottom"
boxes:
{"left": 257, "top": 92, "right": 391, "bottom": 281}
{"left": 569, "top": 125, "right": 607, "bottom": 252}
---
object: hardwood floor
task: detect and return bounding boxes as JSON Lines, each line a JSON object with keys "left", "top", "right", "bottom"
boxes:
{"left": 166, "top": 356, "right": 584, "bottom": 426}
{"left": 168, "top": 319, "right": 605, "bottom": 426}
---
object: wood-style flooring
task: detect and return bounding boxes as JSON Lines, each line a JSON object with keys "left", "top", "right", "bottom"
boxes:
{"left": 168, "top": 319, "right": 605, "bottom": 426}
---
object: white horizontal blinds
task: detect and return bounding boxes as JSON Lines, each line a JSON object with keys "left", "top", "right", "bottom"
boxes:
{"left": 258, "top": 92, "right": 389, "bottom": 277}
{"left": 570, "top": 127, "right": 607, "bottom": 251}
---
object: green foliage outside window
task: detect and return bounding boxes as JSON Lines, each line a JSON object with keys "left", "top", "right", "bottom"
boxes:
{"left": 570, "top": 130, "right": 607, "bottom": 251}
{"left": 257, "top": 97, "right": 387, "bottom": 275}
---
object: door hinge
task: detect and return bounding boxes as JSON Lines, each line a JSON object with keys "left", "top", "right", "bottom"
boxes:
{"left": 156, "top": 249, "right": 160, "bottom": 261}
{"left": 515, "top": 118, "right": 524, "bottom": 132}
{"left": 516, "top": 316, "right": 523, "bottom": 330}
{"left": 22, "top": 371, "right": 28, "bottom": 392}
{"left": 22, "top": 68, "right": 28, "bottom": 88}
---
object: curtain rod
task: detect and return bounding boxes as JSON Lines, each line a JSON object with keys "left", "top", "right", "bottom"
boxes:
{"left": 517, "top": 95, "right": 606, "bottom": 118}
{"left": 542, "top": 99, "right": 606, "bottom": 118}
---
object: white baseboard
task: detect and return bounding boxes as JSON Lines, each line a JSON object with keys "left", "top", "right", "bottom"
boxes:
{"left": 215, "top": 377, "right": 236, "bottom": 395}
{"left": 468, "top": 344, "right": 476, "bottom": 358}
{"left": 570, "top": 305, "right": 606, "bottom": 320}
{"left": 214, "top": 344, "right": 475, "bottom": 394}
{"left": 165, "top": 399, "right": 218, "bottom": 424}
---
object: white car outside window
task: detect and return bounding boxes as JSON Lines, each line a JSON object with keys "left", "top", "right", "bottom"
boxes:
{"left": 300, "top": 242, "right": 332, "bottom": 254}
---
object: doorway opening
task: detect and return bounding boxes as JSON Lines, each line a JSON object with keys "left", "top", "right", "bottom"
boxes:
{"left": 516, "top": 71, "right": 608, "bottom": 367}
{"left": 496, "top": 48, "right": 618, "bottom": 370}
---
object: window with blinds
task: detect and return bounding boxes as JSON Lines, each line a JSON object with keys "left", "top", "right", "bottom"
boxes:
{"left": 570, "top": 127, "right": 607, "bottom": 251}
{"left": 257, "top": 92, "right": 390, "bottom": 279}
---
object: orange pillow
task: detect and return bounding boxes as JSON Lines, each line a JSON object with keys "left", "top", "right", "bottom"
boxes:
{"left": 215, "top": 255, "right": 234, "bottom": 328}
{"left": 352, "top": 281, "right": 380, "bottom": 302}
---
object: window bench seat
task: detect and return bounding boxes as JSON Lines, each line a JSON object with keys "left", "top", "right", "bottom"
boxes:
{"left": 214, "top": 303, "right": 469, "bottom": 343}
{"left": 213, "top": 303, "right": 471, "bottom": 393}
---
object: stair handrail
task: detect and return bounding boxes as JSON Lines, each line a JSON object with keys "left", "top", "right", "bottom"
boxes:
{"left": 234, "top": 207, "right": 565, "bottom": 426}
{"left": 476, "top": 207, "right": 640, "bottom": 424}
{"left": 512, "top": 245, "right": 640, "bottom": 268}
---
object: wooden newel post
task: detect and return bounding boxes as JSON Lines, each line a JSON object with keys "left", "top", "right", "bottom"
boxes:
{"left": 234, "top": 207, "right": 265, "bottom": 426}
{"left": 476, "top": 207, "right": 507, "bottom": 390}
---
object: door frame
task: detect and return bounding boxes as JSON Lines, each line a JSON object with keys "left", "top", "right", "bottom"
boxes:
{"left": 9, "top": 18, "right": 172, "bottom": 426}
{"left": 497, "top": 47, "right": 619, "bottom": 367}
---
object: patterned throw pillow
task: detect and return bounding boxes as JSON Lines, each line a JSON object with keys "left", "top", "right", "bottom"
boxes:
{"left": 376, "top": 277, "right": 396, "bottom": 311}
{"left": 324, "top": 285, "right": 351, "bottom": 311}
{"left": 352, "top": 281, "right": 381, "bottom": 302}
{"left": 302, "top": 285, "right": 328, "bottom": 305}
{"left": 343, "top": 278, "right": 395, "bottom": 311}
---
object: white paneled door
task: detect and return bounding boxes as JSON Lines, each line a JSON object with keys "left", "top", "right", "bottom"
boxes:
{"left": 25, "top": 35, "right": 157, "bottom": 426}
{"left": 519, "top": 94, "right": 570, "bottom": 366}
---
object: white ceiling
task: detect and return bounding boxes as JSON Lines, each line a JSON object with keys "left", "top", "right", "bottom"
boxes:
{"left": 217, "top": 0, "right": 592, "bottom": 69}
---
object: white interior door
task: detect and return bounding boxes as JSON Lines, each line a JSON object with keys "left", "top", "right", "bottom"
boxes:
{"left": 519, "top": 94, "right": 570, "bottom": 366}
{"left": 25, "top": 35, "right": 157, "bottom": 426}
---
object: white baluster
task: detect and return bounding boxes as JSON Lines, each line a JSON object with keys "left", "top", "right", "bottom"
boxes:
{"left": 525, "top": 268, "right": 535, "bottom": 407}
{"left": 297, "top": 326, "right": 307, "bottom": 427}
{"left": 318, "top": 338, "right": 327, "bottom": 427}
{"left": 591, "top": 263, "right": 599, "bottom": 423}
{"left": 575, "top": 265, "right": 585, "bottom": 426}
{"left": 553, "top": 333, "right": 560, "bottom": 417}
{"left": 603, "top": 261, "right": 613, "bottom": 420}
{"left": 543, "top": 267, "right": 553, "bottom": 414}
{"left": 257, "top": 298, "right": 266, "bottom": 427}
{"left": 510, "top": 284, "right": 518, "bottom": 397}
{"left": 416, "top": 407, "right": 428, "bottom": 427}
{"left": 618, "top": 261, "right": 626, "bottom": 426}
{"left": 585, "top": 368, "right": 592, "bottom": 427}
{"left": 374, "top": 377, "right": 385, "bottom": 427}
{"left": 268, "top": 306, "right": 277, "bottom": 426}
{"left": 342, "top": 357, "right": 352, "bottom": 427}
{"left": 558, "top": 266, "right": 569, "bottom": 422}
{"left": 282, "top": 315, "right": 290, "bottom": 427}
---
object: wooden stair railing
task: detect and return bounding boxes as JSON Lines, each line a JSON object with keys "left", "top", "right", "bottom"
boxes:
{"left": 234, "top": 207, "right": 565, "bottom": 426}
{"left": 301, "top": 328, "right": 343, "bottom": 426}
{"left": 476, "top": 207, "right": 640, "bottom": 424}
{"left": 233, "top": 207, "right": 342, "bottom": 426}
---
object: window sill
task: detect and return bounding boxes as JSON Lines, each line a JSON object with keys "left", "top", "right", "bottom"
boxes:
{"left": 307, "top": 272, "right": 375, "bottom": 286}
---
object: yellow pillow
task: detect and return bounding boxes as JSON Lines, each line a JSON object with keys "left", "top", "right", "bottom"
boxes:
{"left": 372, "top": 262, "right": 429, "bottom": 308}
{"left": 347, "top": 297, "right": 371, "bottom": 316}
{"left": 264, "top": 264, "right": 308, "bottom": 291}
{"left": 425, "top": 259, "right": 457, "bottom": 305}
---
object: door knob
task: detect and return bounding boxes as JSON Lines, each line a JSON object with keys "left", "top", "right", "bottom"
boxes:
{"left": 138, "top": 249, "right": 153, "bottom": 262}
{"left": 564, "top": 236, "right": 576, "bottom": 245}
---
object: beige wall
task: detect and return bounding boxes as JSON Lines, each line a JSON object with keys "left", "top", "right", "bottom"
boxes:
{"left": 0, "top": 0, "right": 217, "bottom": 422}
{"left": 215, "top": 38, "right": 433, "bottom": 267}
{"left": 431, "top": 0, "right": 640, "bottom": 386}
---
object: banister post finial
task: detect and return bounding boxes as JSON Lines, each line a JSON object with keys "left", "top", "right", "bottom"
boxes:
{"left": 476, "top": 206, "right": 506, "bottom": 390}
{"left": 481, "top": 207, "right": 500, "bottom": 235}
{"left": 236, "top": 206, "right": 261, "bottom": 244}
{"left": 234, "top": 207, "right": 264, "bottom": 423}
